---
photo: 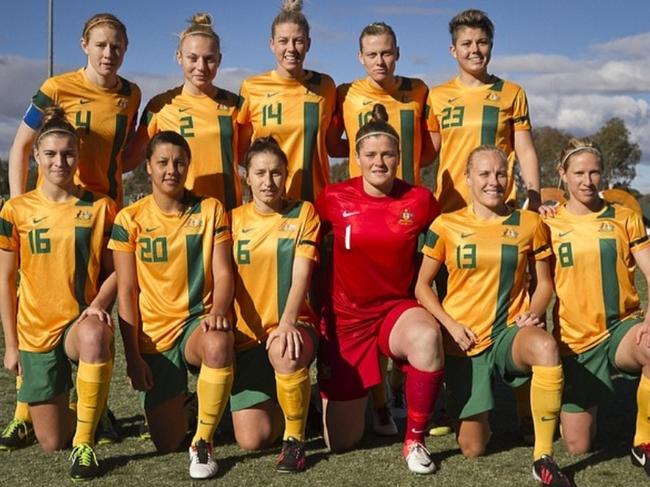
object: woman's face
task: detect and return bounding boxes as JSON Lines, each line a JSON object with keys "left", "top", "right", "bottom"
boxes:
{"left": 34, "top": 133, "right": 79, "bottom": 187}
{"left": 146, "top": 142, "right": 189, "bottom": 200}
{"left": 561, "top": 151, "right": 602, "bottom": 207}
{"left": 177, "top": 34, "right": 221, "bottom": 93}
{"left": 451, "top": 27, "right": 492, "bottom": 77}
{"left": 82, "top": 25, "right": 127, "bottom": 78}
{"left": 356, "top": 134, "right": 399, "bottom": 194}
{"left": 246, "top": 150, "right": 287, "bottom": 211}
{"left": 358, "top": 33, "right": 399, "bottom": 87}
{"left": 466, "top": 150, "right": 508, "bottom": 211}
{"left": 270, "top": 22, "right": 310, "bottom": 77}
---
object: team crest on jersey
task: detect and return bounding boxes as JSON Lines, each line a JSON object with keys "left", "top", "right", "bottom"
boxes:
{"left": 185, "top": 217, "right": 203, "bottom": 228}
{"left": 75, "top": 210, "right": 93, "bottom": 222}
{"left": 279, "top": 222, "right": 297, "bottom": 233}
{"left": 598, "top": 222, "right": 615, "bottom": 232}
{"left": 502, "top": 228, "right": 519, "bottom": 239}
{"left": 486, "top": 92, "right": 500, "bottom": 102}
{"left": 398, "top": 209, "right": 414, "bottom": 225}
{"left": 117, "top": 98, "right": 129, "bottom": 110}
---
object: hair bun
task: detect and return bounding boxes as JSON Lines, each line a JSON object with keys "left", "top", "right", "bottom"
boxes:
{"left": 371, "top": 104, "right": 389, "bottom": 123}
{"left": 41, "top": 106, "right": 67, "bottom": 126}
{"left": 190, "top": 12, "right": 213, "bottom": 27}
{"left": 282, "top": 0, "right": 303, "bottom": 13}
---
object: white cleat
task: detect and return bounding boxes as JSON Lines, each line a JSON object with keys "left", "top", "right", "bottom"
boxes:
{"left": 188, "top": 439, "right": 219, "bottom": 479}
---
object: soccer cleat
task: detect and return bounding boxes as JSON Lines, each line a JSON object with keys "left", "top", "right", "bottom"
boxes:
{"left": 276, "top": 437, "right": 306, "bottom": 473}
{"left": 137, "top": 421, "right": 151, "bottom": 441}
{"left": 403, "top": 440, "right": 436, "bottom": 474}
{"left": 95, "top": 408, "right": 121, "bottom": 445}
{"left": 0, "top": 418, "right": 35, "bottom": 451}
{"left": 69, "top": 443, "right": 99, "bottom": 481}
{"left": 532, "top": 455, "right": 571, "bottom": 486}
{"left": 429, "top": 408, "right": 453, "bottom": 437}
{"left": 188, "top": 439, "right": 219, "bottom": 480}
{"left": 631, "top": 443, "right": 650, "bottom": 476}
{"left": 372, "top": 405, "right": 398, "bottom": 436}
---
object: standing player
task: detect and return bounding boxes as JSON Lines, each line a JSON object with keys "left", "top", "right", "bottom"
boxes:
{"left": 427, "top": 9, "right": 540, "bottom": 213}
{"left": 0, "top": 107, "right": 117, "bottom": 481}
{"left": 230, "top": 137, "right": 320, "bottom": 472}
{"left": 415, "top": 146, "right": 569, "bottom": 487}
{"left": 316, "top": 104, "right": 444, "bottom": 474}
{"left": 236, "top": 0, "right": 335, "bottom": 202}
{"left": 109, "top": 131, "right": 234, "bottom": 480}
{"left": 545, "top": 138, "right": 650, "bottom": 477}
{"left": 123, "top": 12, "right": 241, "bottom": 210}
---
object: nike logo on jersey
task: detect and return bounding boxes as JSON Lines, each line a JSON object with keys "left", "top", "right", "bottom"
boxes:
{"left": 178, "top": 107, "right": 191, "bottom": 112}
{"left": 558, "top": 230, "right": 573, "bottom": 237}
{"left": 145, "top": 226, "right": 160, "bottom": 232}
{"left": 447, "top": 96, "right": 460, "bottom": 103}
{"left": 362, "top": 100, "right": 373, "bottom": 106}
{"left": 241, "top": 227, "right": 254, "bottom": 233}
{"left": 32, "top": 216, "right": 47, "bottom": 224}
{"left": 266, "top": 91, "right": 280, "bottom": 98}
{"left": 460, "top": 232, "right": 475, "bottom": 238}
{"left": 342, "top": 210, "right": 360, "bottom": 218}
{"left": 632, "top": 448, "right": 647, "bottom": 466}
{"left": 540, "top": 415, "right": 556, "bottom": 422}
{"left": 79, "top": 99, "right": 91, "bottom": 105}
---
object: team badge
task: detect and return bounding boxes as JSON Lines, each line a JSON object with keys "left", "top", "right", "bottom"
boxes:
{"left": 486, "top": 92, "right": 500, "bottom": 102}
{"left": 117, "top": 98, "right": 129, "bottom": 110}
{"left": 502, "top": 228, "right": 519, "bottom": 239}
{"left": 598, "top": 222, "right": 614, "bottom": 232}
{"left": 186, "top": 217, "right": 202, "bottom": 228}
{"left": 279, "top": 222, "right": 297, "bottom": 233}
{"left": 75, "top": 210, "right": 93, "bottom": 221}
{"left": 399, "top": 209, "right": 414, "bottom": 225}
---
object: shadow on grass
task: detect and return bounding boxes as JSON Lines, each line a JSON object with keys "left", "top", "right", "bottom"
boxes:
{"left": 100, "top": 450, "right": 160, "bottom": 477}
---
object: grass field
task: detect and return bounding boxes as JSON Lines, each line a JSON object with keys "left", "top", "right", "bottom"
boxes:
{"left": 0, "top": 275, "right": 648, "bottom": 487}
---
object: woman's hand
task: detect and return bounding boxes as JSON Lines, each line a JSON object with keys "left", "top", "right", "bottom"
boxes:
{"left": 266, "top": 321, "right": 304, "bottom": 361}
{"left": 201, "top": 313, "right": 231, "bottom": 332}
{"left": 445, "top": 320, "right": 477, "bottom": 352}
{"left": 515, "top": 311, "right": 543, "bottom": 328}
{"left": 126, "top": 355, "right": 154, "bottom": 391}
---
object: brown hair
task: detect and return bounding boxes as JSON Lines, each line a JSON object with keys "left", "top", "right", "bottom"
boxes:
{"left": 448, "top": 9, "right": 494, "bottom": 44}
{"left": 465, "top": 145, "right": 507, "bottom": 175}
{"left": 358, "top": 22, "right": 397, "bottom": 51}
{"left": 36, "top": 106, "right": 78, "bottom": 148}
{"left": 243, "top": 137, "right": 288, "bottom": 173}
{"left": 271, "top": 0, "right": 310, "bottom": 38}
{"left": 178, "top": 12, "right": 220, "bottom": 51}
{"left": 558, "top": 137, "right": 602, "bottom": 172}
{"left": 146, "top": 130, "right": 192, "bottom": 162}
{"left": 354, "top": 104, "right": 400, "bottom": 152}
{"left": 82, "top": 13, "right": 128, "bottom": 46}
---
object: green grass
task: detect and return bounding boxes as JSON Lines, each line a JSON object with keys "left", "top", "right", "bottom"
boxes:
{"left": 0, "top": 274, "right": 648, "bottom": 486}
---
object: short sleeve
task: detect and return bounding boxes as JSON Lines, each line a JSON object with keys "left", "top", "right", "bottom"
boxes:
{"left": 532, "top": 216, "right": 552, "bottom": 260}
{"left": 235, "top": 80, "right": 251, "bottom": 125}
{"left": 0, "top": 203, "right": 19, "bottom": 251}
{"left": 296, "top": 202, "right": 321, "bottom": 262}
{"left": 421, "top": 219, "right": 445, "bottom": 262}
{"left": 425, "top": 91, "right": 440, "bottom": 133}
{"left": 108, "top": 209, "right": 136, "bottom": 252}
{"left": 103, "top": 199, "right": 118, "bottom": 237}
{"left": 512, "top": 87, "right": 532, "bottom": 131}
{"left": 212, "top": 200, "right": 232, "bottom": 245}
{"left": 628, "top": 212, "right": 650, "bottom": 253}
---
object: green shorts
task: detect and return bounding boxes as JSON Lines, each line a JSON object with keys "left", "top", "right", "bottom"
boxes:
{"left": 141, "top": 318, "right": 201, "bottom": 410}
{"left": 561, "top": 316, "right": 640, "bottom": 413}
{"left": 18, "top": 325, "right": 75, "bottom": 403}
{"left": 230, "top": 343, "right": 277, "bottom": 412}
{"left": 445, "top": 325, "right": 529, "bottom": 419}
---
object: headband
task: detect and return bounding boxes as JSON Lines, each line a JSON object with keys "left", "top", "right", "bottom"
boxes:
{"left": 356, "top": 131, "right": 399, "bottom": 145}
{"left": 37, "top": 127, "right": 78, "bottom": 142}
{"left": 560, "top": 146, "right": 601, "bottom": 168}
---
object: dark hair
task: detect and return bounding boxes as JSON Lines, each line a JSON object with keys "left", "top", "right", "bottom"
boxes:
{"left": 36, "top": 106, "right": 79, "bottom": 148}
{"left": 243, "top": 136, "right": 288, "bottom": 172}
{"left": 178, "top": 12, "right": 220, "bottom": 52}
{"left": 82, "top": 13, "right": 128, "bottom": 46}
{"left": 146, "top": 131, "right": 192, "bottom": 162}
{"left": 354, "top": 104, "right": 400, "bottom": 152}
{"left": 448, "top": 9, "right": 494, "bottom": 44}
{"left": 358, "top": 22, "right": 397, "bottom": 51}
{"left": 271, "top": 0, "right": 309, "bottom": 38}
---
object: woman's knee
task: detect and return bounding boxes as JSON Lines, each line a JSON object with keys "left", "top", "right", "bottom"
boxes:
{"left": 200, "top": 331, "right": 233, "bottom": 367}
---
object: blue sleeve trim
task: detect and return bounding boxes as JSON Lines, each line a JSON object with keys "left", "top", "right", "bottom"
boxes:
{"left": 23, "top": 103, "right": 44, "bottom": 130}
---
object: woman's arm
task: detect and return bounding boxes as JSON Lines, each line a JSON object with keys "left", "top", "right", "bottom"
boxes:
{"left": 8, "top": 122, "right": 38, "bottom": 197}
{"left": 633, "top": 246, "right": 650, "bottom": 348}
{"left": 121, "top": 125, "right": 149, "bottom": 173}
{"left": 528, "top": 257, "right": 553, "bottom": 321}
{"left": 236, "top": 122, "right": 253, "bottom": 167}
{"left": 203, "top": 240, "right": 234, "bottom": 331}
{"left": 0, "top": 250, "right": 19, "bottom": 373}
{"left": 514, "top": 130, "right": 541, "bottom": 212}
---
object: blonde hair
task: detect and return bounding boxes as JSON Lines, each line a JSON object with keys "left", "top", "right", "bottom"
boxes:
{"left": 272, "top": 0, "right": 309, "bottom": 38}
{"left": 178, "top": 12, "right": 220, "bottom": 51}
{"left": 82, "top": 13, "right": 128, "bottom": 46}
{"left": 465, "top": 145, "right": 507, "bottom": 175}
{"left": 558, "top": 138, "right": 602, "bottom": 172}
{"left": 359, "top": 22, "right": 397, "bottom": 51}
{"left": 449, "top": 9, "right": 494, "bottom": 44}
{"left": 36, "top": 106, "right": 78, "bottom": 148}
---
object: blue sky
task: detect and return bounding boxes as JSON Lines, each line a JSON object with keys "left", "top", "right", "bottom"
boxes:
{"left": 1, "top": 0, "right": 650, "bottom": 190}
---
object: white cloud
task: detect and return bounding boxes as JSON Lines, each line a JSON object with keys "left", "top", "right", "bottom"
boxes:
{"left": 490, "top": 54, "right": 576, "bottom": 74}
{"left": 590, "top": 32, "right": 650, "bottom": 60}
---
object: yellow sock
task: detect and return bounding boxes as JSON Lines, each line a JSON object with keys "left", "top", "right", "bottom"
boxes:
{"left": 514, "top": 381, "right": 532, "bottom": 421}
{"left": 371, "top": 355, "right": 389, "bottom": 409}
{"left": 14, "top": 376, "right": 31, "bottom": 423}
{"left": 192, "top": 364, "right": 234, "bottom": 445}
{"left": 73, "top": 360, "right": 112, "bottom": 446}
{"left": 531, "top": 364, "right": 563, "bottom": 460}
{"left": 276, "top": 368, "right": 311, "bottom": 441}
{"left": 634, "top": 374, "right": 650, "bottom": 446}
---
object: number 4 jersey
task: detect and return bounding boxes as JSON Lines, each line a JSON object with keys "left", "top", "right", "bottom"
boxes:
{"left": 108, "top": 194, "right": 231, "bottom": 353}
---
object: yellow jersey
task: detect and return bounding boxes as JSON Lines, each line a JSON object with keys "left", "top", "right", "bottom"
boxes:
{"left": 337, "top": 76, "right": 429, "bottom": 184}
{"left": 0, "top": 189, "right": 116, "bottom": 352}
{"left": 426, "top": 77, "right": 531, "bottom": 213}
{"left": 422, "top": 207, "right": 551, "bottom": 356}
{"left": 545, "top": 203, "right": 650, "bottom": 354}
{"left": 108, "top": 193, "right": 231, "bottom": 353}
{"left": 141, "top": 86, "right": 242, "bottom": 209}
{"left": 237, "top": 70, "right": 335, "bottom": 201}
{"left": 28, "top": 68, "right": 141, "bottom": 206}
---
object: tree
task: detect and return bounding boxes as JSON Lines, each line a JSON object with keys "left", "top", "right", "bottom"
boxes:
{"left": 532, "top": 126, "right": 571, "bottom": 189}
{"left": 123, "top": 163, "right": 151, "bottom": 205}
{"left": 592, "top": 117, "right": 641, "bottom": 189}
{"left": 329, "top": 160, "right": 349, "bottom": 183}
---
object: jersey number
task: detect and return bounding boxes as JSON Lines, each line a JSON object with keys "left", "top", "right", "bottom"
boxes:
{"left": 236, "top": 240, "right": 251, "bottom": 264}
{"left": 139, "top": 237, "right": 168, "bottom": 263}
{"left": 75, "top": 111, "right": 91, "bottom": 134}
{"left": 28, "top": 228, "right": 51, "bottom": 254}
{"left": 262, "top": 103, "right": 282, "bottom": 126}
{"left": 357, "top": 111, "right": 373, "bottom": 128}
{"left": 441, "top": 106, "right": 464, "bottom": 129}
{"left": 179, "top": 116, "right": 195, "bottom": 138}
{"left": 558, "top": 242, "right": 574, "bottom": 268}
{"left": 456, "top": 243, "right": 476, "bottom": 269}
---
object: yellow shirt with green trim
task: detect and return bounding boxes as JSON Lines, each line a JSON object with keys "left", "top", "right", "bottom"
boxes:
{"left": 231, "top": 200, "right": 320, "bottom": 351}
{"left": 337, "top": 76, "right": 429, "bottom": 184}
{"left": 31, "top": 68, "right": 141, "bottom": 206}
{"left": 0, "top": 189, "right": 116, "bottom": 352}
{"left": 237, "top": 70, "right": 335, "bottom": 202}
{"left": 426, "top": 77, "right": 531, "bottom": 213}
{"left": 545, "top": 202, "right": 650, "bottom": 355}
{"left": 141, "top": 86, "right": 242, "bottom": 209}
{"left": 108, "top": 193, "right": 231, "bottom": 353}
{"left": 422, "top": 207, "right": 551, "bottom": 356}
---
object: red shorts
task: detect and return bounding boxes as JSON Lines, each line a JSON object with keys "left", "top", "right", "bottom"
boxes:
{"left": 318, "top": 299, "right": 419, "bottom": 401}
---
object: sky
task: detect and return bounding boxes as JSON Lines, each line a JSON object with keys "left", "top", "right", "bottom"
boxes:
{"left": 1, "top": 0, "right": 650, "bottom": 190}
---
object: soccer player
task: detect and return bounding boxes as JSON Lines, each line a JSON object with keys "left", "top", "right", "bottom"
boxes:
{"left": 230, "top": 137, "right": 320, "bottom": 472}
{"left": 8, "top": 12, "right": 141, "bottom": 206}
{"left": 236, "top": 0, "right": 335, "bottom": 202}
{"left": 109, "top": 131, "right": 234, "bottom": 480}
{"left": 328, "top": 21, "right": 433, "bottom": 185}
{"left": 544, "top": 138, "right": 650, "bottom": 477}
{"left": 415, "top": 145, "right": 569, "bottom": 486}
{"left": 123, "top": 12, "right": 241, "bottom": 210}
{"left": 316, "top": 104, "right": 444, "bottom": 474}
{"left": 426, "top": 9, "right": 540, "bottom": 213}
{"left": 0, "top": 107, "right": 117, "bottom": 481}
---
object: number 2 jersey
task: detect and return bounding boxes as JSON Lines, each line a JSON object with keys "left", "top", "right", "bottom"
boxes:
{"left": 237, "top": 70, "right": 335, "bottom": 202}
{"left": 422, "top": 208, "right": 551, "bottom": 356}
{"left": 0, "top": 189, "right": 116, "bottom": 352}
{"left": 231, "top": 200, "right": 320, "bottom": 351}
{"left": 545, "top": 203, "right": 650, "bottom": 355}
{"left": 24, "top": 68, "right": 141, "bottom": 206}
{"left": 108, "top": 193, "right": 231, "bottom": 354}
